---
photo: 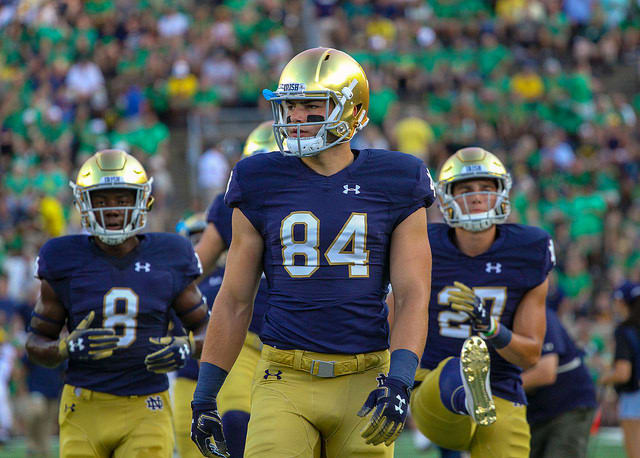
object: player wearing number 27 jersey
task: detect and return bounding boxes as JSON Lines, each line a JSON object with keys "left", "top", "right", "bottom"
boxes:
{"left": 191, "top": 47, "right": 435, "bottom": 458}
{"left": 408, "top": 148, "right": 555, "bottom": 458}
{"left": 25, "top": 150, "right": 210, "bottom": 458}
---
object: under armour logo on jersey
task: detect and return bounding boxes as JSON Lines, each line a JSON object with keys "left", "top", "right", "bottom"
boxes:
{"left": 264, "top": 369, "right": 282, "bottom": 380}
{"left": 343, "top": 184, "right": 360, "bottom": 194}
{"left": 395, "top": 395, "right": 406, "bottom": 415}
{"left": 485, "top": 262, "right": 502, "bottom": 273}
{"left": 135, "top": 262, "right": 151, "bottom": 272}
{"left": 376, "top": 373, "right": 387, "bottom": 387}
{"left": 146, "top": 396, "right": 164, "bottom": 411}
{"left": 68, "top": 338, "right": 84, "bottom": 353}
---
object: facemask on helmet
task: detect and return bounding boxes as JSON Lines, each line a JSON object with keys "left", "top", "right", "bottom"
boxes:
{"left": 70, "top": 149, "right": 154, "bottom": 245}
{"left": 437, "top": 147, "right": 511, "bottom": 232}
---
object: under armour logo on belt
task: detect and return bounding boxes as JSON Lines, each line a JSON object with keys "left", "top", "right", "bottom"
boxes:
{"left": 69, "top": 338, "right": 84, "bottom": 353}
{"left": 395, "top": 395, "right": 406, "bottom": 415}
{"left": 135, "top": 262, "right": 151, "bottom": 272}
{"left": 485, "top": 262, "right": 502, "bottom": 273}
{"left": 343, "top": 184, "right": 360, "bottom": 194}
{"left": 264, "top": 369, "right": 282, "bottom": 380}
{"left": 64, "top": 403, "right": 76, "bottom": 413}
{"left": 146, "top": 396, "right": 164, "bottom": 411}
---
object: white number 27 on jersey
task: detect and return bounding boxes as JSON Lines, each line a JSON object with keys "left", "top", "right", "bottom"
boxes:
{"left": 280, "top": 211, "right": 369, "bottom": 278}
{"left": 437, "top": 286, "right": 507, "bottom": 339}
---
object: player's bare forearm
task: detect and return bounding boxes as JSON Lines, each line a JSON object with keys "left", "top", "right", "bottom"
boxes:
{"left": 173, "top": 282, "right": 211, "bottom": 359}
{"left": 495, "top": 333, "right": 542, "bottom": 369}
{"left": 200, "top": 208, "right": 264, "bottom": 371}
{"left": 496, "top": 279, "right": 548, "bottom": 369}
{"left": 201, "top": 287, "right": 255, "bottom": 371}
{"left": 521, "top": 353, "right": 558, "bottom": 392}
{"left": 389, "top": 207, "right": 430, "bottom": 357}
{"left": 26, "top": 280, "right": 67, "bottom": 367}
{"left": 189, "top": 323, "right": 208, "bottom": 359}
{"left": 195, "top": 223, "right": 226, "bottom": 277}
{"left": 25, "top": 333, "right": 66, "bottom": 368}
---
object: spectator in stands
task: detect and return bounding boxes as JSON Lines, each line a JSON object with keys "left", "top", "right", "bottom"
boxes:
{"left": 600, "top": 282, "right": 640, "bottom": 458}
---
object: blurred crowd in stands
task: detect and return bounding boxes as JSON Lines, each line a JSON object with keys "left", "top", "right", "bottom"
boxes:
{"left": 1, "top": 0, "right": 639, "bottom": 443}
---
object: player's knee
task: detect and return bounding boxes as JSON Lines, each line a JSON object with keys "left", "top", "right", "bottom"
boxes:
{"left": 438, "top": 357, "right": 466, "bottom": 414}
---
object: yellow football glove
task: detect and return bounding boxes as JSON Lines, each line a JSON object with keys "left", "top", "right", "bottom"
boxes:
{"left": 449, "top": 281, "right": 496, "bottom": 334}
{"left": 58, "top": 311, "right": 119, "bottom": 361}
{"left": 145, "top": 332, "right": 195, "bottom": 373}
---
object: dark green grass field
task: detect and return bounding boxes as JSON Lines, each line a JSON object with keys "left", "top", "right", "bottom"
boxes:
{"left": 0, "top": 428, "right": 626, "bottom": 457}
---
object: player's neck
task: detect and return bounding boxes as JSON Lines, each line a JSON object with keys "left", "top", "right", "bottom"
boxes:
{"left": 300, "top": 142, "right": 354, "bottom": 176}
{"left": 453, "top": 225, "right": 497, "bottom": 257}
{"left": 93, "top": 235, "right": 140, "bottom": 257}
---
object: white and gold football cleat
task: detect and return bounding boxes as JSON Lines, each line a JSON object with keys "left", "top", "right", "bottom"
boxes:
{"left": 460, "top": 336, "right": 496, "bottom": 426}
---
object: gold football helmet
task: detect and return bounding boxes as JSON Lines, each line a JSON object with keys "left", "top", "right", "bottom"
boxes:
{"left": 437, "top": 147, "right": 511, "bottom": 232}
{"left": 263, "top": 47, "right": 369, "bottom": 157}
{"left": 70, "top": 149, "right": 154, "bottom": 245}
{"left": 242, "top": 121, "right": 278, "bottom": 157}
{"left": 176, "top": 212, "right": 206, "bottom": 244}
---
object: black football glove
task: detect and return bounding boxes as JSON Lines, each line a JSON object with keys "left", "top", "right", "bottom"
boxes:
{"left": 58, "top": 311, "right": 119, "bottom": 361}
{"left": 145, "top": 333, "right": 194, "bottom": 373}
{"left": 449, "top": 281, "right": 497, "bottom": 334}
{"left": 191, "top": 400, "right": 229, "bottom": 457}
{"left": 358, "top": 375, "right": 411, "bottom": 446}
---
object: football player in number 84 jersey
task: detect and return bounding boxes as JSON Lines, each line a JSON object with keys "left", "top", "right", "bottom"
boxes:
{"left": 190, "top": 47, "right": 436, "bottom": 458}
{"left": 25, "top": 150, "right": 210, "bottom": 458}
{"left": 404, "top": 147, "right": 555, "bottom": 458}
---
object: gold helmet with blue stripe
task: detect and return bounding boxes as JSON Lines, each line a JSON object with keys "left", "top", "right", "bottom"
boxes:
{"left": 263, "top": 47, "right": 369, "bottom": 157}
{"left": 437, "top": 147, "right": 511, "bottom": 232}
{"left": 242, "top": 121, "right": 278, "bottom": 157}
{"left": 176, "top": 212, "right": 207, "bottom": 244}
{"left": 70, "top": 149, "right": 154, "bottom": 245}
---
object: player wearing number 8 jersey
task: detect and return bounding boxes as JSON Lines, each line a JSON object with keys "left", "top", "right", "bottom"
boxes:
{"left": 25, "top": 149, "right": 210, "bottom": 458}
{"left": 191, "top": 47, "right": 436, "bottom": 458}
{"left": 407, "top": 147, "right": 555, "bottom": 457}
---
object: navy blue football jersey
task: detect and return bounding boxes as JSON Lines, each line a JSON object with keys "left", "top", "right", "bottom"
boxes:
{"left": 207, "top": 193, "right": 268, "bottom": 335}
{"left": 225, "top": 148, "right": 435, "bottom": 354}
{"left": 36, "top": 234, "right": 202, "bottom": 395}
{"left": 527, "top": 308, "right": 596, "bottom": 424}
{"left": 421, "top": 223, "right": 555, "bottom": 404}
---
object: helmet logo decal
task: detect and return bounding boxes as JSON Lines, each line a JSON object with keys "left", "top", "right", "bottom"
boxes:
{"left": 461, "top": 165, "right": 486, "bottom": 173}
{"left": 279, "top": 83, "right": 306, "bottom": 92}
{"left": 99, "top": 176, "right": 124, "bottom": 184}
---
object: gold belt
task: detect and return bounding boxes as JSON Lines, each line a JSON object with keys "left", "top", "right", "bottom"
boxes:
{"left": 261, "top": 345, "right": 389, "bottom": 378}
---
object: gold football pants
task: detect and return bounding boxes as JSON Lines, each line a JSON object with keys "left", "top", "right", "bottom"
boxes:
{"left": 411, "top": 357, "right": 530, "bottom": 457}
{"left": 58, "top": 384, "right": 173, "bottom": 458}
{"left": 244, "top": 345, "right": 394, "bottom": 458}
